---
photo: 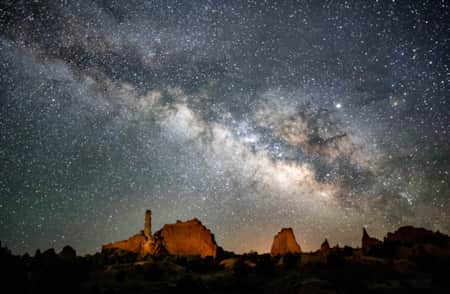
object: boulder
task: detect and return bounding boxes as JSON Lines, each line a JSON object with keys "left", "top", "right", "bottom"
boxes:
{"left": 270, "top": 228, "right": 301, "bottom": 256}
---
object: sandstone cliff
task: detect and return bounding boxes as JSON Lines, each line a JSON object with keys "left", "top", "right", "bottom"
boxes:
{"left": 270, "top": 228, "right": 301, "bottom": 255}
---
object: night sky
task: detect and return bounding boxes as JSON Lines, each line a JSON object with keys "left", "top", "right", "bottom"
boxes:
{"left": 1, "top": 0, "right": 449, "bottom": 255}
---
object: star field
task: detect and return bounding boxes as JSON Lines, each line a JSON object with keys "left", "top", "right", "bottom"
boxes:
{"left": 1, "top": 0, "right": 449, "bottom": 254}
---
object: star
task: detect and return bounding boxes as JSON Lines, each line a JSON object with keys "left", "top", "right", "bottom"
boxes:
{"left": 1, "top": 0, "right": 449, "bottom": 255}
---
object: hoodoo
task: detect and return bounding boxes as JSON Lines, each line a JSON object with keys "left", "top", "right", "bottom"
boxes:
{"left": 144, "top": 209, "right": 151, "bottom": 239}
{"left": 270, "top": 228, "right": 302, "bottom": 255}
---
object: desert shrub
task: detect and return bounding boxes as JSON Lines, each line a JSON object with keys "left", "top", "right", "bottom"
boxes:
{"left": 114, "top": 269, "right": 127, "bottom": 283}
{"left": 217, "top": 249, "right": 236, "bottom": 260}
{"left": 141, "top": 262, "right": 165, "bottom": 280}
{"left": 183, "top": 255, "right": 218, "bottom": 273}
{"left": 242, "top": 251, "right": 258, "bottom": 263}
{"left": 343, "top": 246, "right": 353, "bottom": 256}
{"left": 255, "top": 254, "right": 276, "bottom": 275}
{"left": 283, "top": 253, "right": 301, "bottom": 270}
{"left": 116, "top": 250, "right": 138, "bottom": 264}
{"left": 174, "top": 274, "right": 208, "bottom": 293}
{"left": 174, "top": 256, "right": 188, "bottom": 266}
{"left": 430, "top": 258, "right": 450, "bottom": 287}
{"left": 202, "top": 256, "right": 219, "bottom": 271}
{"left": 0, "top": 243, "right": 29, "bottom": 293}
{"left": 327, "top": 251, "right": 345, "bottom": 267}
{"left": 185, "top": 255, "right": 202, "bottom": 271}
{"left": 233, "top": 258, "right": 250, "bottom": 278}
{"left": 28, "top": 249, "right": 89, "bottom": 294}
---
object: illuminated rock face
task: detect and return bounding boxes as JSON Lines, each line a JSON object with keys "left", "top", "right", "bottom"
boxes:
{"left": 102, "top": 210, "right": 156, "bottom": 255}
{"left": 102, "top": 233, "right": 151, "bottom": 254}
{"left": 102, "top": 211, "right": 218, "bottom": 257}
{"left": 270, "top": 228, "right": 302, "bottom": 255}
{"left": 155, "top": 218, "right": 218, "bottom": 258}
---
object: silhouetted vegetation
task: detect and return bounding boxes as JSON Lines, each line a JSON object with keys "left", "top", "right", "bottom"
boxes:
{"left": 282, "top": 253, "right": 301, "bottom": 270}
{"left": 1, "top": 240, "right": 450, "bottom": 293}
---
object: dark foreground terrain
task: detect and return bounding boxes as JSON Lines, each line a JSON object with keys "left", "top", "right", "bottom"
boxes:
{"left": 1, "top": 242, "right": 449, "bottom": 294}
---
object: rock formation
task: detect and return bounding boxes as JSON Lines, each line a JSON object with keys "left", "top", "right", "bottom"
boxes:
{"left": 102, "top": 233, "right": 152, "bottom": 255}
{"left": 102, "top": 210, "right": 156, "bottom": 256}
{"left": 154, "top": 218, "right": 218, "bottom": 258}
{"left": 270, "top": 228, "right": 301, "bottom": 256}
{"left": 144, "top": 209, "right": 151, "bottom": 239}
{"left": 385, "top": 226, "right": 449, "bottom": 245}
{"left": 102, "top": 210, "right": 218, "bottom": 258}
{"left": 362, "top": 228, "right": 382, "bottom": 254}
{"left": 384, "top": 226, "right": 450, "bottom": 257}
{"left": 320, "top": 239, "right": 330, "bottom": 253}
{"left": 360, "top": 226, "right": 450, "bottom": 258}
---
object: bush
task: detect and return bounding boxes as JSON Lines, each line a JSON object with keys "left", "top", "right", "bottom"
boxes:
{"left": 141, "top": 262, "right": 165, "bottom": 281}
{"left": 255, "top": 254, "right": 276, "bottom": 275}
{"left": 175, "top": 274, "right": 208, "bottom": 293}
{"left": 282, "top": 253, "right": 301, "bottom": 270}
{"left": 343, "top": 246, "right": 353, "bottom": 256}
{"left": 114, "top": 270, "right": 126, "bottom": 283}
{"left": 233, "top": 259, "right": 250, "bottom": 278}
{"left": 184, "top": 255, "right": 218, "bottom": 273}
{"left": 327, "top": 251, "right": 345, "bottom": 267}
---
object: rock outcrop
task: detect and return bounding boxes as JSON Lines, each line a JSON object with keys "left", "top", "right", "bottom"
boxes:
{"left": 384, "top": 226, "right": 450, "bottom": 257}
{"left": 385, "top": 226, "right": 449, "bottom": 245}
{"left": 320, "top": 239, "right": 330, "bottom": 253}
{"left": 102, "top": 210, "right": 157, "bottom": 256}
{"left": 155, "top": 218, "right": 218, "bottom": 258}
{"left": 270, "top": 228, "right": 301, "bottom": 256}
{"left": 102, "top": 233, "right": 153, "bottom": 255}
{"left": 362, "top": 228, "right": 382, "bottom": 254}
{"left": 360, "top": 226, "right": 450, "bottom": 258}
{"left": 102, "top": 210, "right": 218, "bottom": 258}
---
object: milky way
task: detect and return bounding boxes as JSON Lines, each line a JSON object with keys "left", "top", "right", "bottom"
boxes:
{"left": 1, "top": 0, "right": 449, "bottom": 254}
